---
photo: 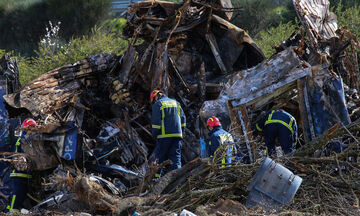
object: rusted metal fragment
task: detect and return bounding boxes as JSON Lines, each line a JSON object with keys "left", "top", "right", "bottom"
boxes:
{"left": 211, "top": 14, "right": 265, "bottom": 70}
{"left": 4, "top": 53, "right": 117, "bottom": 116}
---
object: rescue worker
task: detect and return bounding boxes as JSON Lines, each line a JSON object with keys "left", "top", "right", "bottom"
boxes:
{"left": 206, "top": 116, "right": 234, "bottom": 165}
{"left": 151, "top": 90, "right": 186, "bottom": 175}
{"left": 5, "top": 118, "right": 36, "bottom": 213}
{"left": 255, "top": 109, "right": 297, "bottom": 156}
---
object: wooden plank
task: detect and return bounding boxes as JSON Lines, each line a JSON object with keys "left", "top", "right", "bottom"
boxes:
{"left": 226, "top": 101, "right": 242, "bottom": 135}
{"left": 231, "top": 67, "right": 311, "bottom": 107}
{"left": 297, "top": 78, "right": 311, "bottom": 143}
{"left": 303, "top": 78, "right": 316, "bottom": 140}
{"left": 251, "top": 82, "right": 296, "bottom": 110}
{"left": 237, "top": 108, "right": 254, "bottom": 163}
{"left": 205, "top": 32, "right": 227, "bottom": 74}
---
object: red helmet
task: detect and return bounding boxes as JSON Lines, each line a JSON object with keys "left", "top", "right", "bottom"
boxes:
{"left": 207, "top": 116, "right": 221, "bottom": 127}
{"left": 150, "top": 90, "right": 164, "bottom": 103}
{"left": 21, "top": 118, "right": 37, "bottom": 128}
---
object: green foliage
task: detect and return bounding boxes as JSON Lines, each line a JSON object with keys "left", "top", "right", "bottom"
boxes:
{"left": 335, "top": 3, "right": 360, "bottom": 37}
{"left": 0, "top": 0, "right": 111, "bottom": 56}
{"left": 17, "top": 23, "right": 128, "bottom": 84}
{"left": 330, "top": 0, "right": 359, "bottom": 9}
{"left": 103, "top": 17, "right": 127, "bottom": 35}
{"left": 255, "top": 21, "right": 299, "bottom": 59}
{"left": 231, "top": 0, "right": 287, "bottom": 37}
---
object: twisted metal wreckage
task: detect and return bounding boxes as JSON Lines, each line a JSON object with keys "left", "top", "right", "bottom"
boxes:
{"left": 0, "top": 0, "right": 360, "bottom": 214}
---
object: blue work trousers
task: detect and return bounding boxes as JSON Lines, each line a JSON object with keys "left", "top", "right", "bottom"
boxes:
{"left": 5, "top": 177, "right": 29, "bottom": 213}
{"left": 264, "top": 123, "right": 294, "bottom": 156}
{"left": 154, "top": 137, "right": 182, "bottom": 172}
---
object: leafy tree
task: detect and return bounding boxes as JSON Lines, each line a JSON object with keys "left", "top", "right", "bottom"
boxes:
{"left": 0, "top": 0, "right": 111, "bottom": 56}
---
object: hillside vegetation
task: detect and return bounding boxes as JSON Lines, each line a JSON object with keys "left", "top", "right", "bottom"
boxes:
{"left": 0, "top": 0, "right": 358, "bottom": 84}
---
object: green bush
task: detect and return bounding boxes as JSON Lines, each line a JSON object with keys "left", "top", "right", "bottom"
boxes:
{"left": 17, "top": 21, "right": 128, "bottom": 84}
{"left": 255, "top": 21, "right": 299, "bottom": 59}
{"left": 231, "top": 0, "right": 286, "bottom": 37}
{"left": 335, "top": 3, "right": 360, "bottom": 37}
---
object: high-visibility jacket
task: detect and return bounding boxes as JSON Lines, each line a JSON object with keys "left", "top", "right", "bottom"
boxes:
{"left": 152, "top": 95, "right": 186, "bottom": 139}
{"left": 6, "top": 134, "right": 32, "bottom": 213}
{"left": 207, "top": 126, "right": 234, "bottom": 165}
{"left": 256, "top": 109, "right": 298, "bottom": 141}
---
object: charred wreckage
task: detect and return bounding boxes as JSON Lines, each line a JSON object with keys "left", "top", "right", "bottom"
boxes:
{"left": 0, "top": 0, "right": 360, "bottom": 215}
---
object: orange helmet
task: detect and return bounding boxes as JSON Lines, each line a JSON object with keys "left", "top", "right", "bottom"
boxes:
{"left": 207, "top": 116, "right": 221, "bottom": 127}
{"left": 150, "top": 90, "right": 164, "bottom": 103}
{"left": 21, "top": 118, "right": 37, "bottom": 128}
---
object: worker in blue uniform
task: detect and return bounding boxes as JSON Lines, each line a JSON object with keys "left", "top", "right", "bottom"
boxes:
{"left": 151, "top": 90, "right": 186, "bottom": 176}
{"left": 4, "top": 119, "right": 36, "bottom": 213}
{"left": 255, "top": 109, "right": 297, "bottom": 156}
{"left": 206, "top": 116, "right": 234, "bottom": 166}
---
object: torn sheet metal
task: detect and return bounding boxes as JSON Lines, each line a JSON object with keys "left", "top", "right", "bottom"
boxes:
{"left": 0, "top": 53, "right": 22, "bottom": 93}
{"left": 3, "top": 53, "right": 117, "bottom": 116}
{"left": 123, "top": 0, "right": 264, "bottom": 93}
{"left": 94, "top": 119, "right": 148, "bottom": 167}
{"left": 200, "top": 48, "right": 310, "bottom": 126}
{"left": 293, "top": 0, "right": 338, "bottom": 44}
{"left": 88, "top": 164, "right": 142, "bottom": 178}
{"left": 306, "top": 65, "right": 350, "bottom": 137}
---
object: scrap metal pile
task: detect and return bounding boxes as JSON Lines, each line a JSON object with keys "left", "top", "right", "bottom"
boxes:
{"left": 0, "top": 0, "right": 360, "bottom": 215}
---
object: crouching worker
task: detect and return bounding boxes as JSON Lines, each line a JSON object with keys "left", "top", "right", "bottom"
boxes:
{"left": 5, "top": 118, "right": 37, "bottom": 213}
{"left": 206, "top": 116, "right": 234, "bottom": 166}
{"left": 255, "top": 109, "right": 297, "bottom": 157}
{"left": 151, "top": 90, "right": 186, "bottom": 177}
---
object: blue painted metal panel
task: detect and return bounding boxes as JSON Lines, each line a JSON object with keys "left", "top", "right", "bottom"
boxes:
{"left": 61, "top": 121, "right": 77, "bottom": 160}
{"left": 309, "top": 77, "right": 350, "bottom": 137}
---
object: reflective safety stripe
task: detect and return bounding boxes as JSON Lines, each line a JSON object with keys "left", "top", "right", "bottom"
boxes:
{"left": 14, "top": 137, "right": 21, "bottom": 153}
{"left": 209, "top": 141, "right": 211, "bottom": 146}
{"left": 10, "top": 171, "right": 32, "bottom": 178}
{"left": 157, "top": 133, "right": 182, "bottom": 139}
{"left": 221, "top": 157, "right": 226, "bottom": 167}
{"left": 265, "top": 119, "right": 294, "bottom": 135}
{"left": 161, "top": 108, "right": 165, "bottom": 135}
{"left": 15, "top": 137, "right": 21, "bottom": 146}
{"left": 155, "top": 173, "right": 161, "bottom": 178}
{"left": 160, "top": 101, "right": 177, "bottom": 109}
{"left": 7, "top": 195, "right": 19, "bottom": 212}
{"left": 256, "top": 123, "right": 262, "bottom": 132}
{"left": 158, "top": 100, "right": 183, "bottom": 138}
{"left": 265, "top": 110, "right": 295, "bottom": 135}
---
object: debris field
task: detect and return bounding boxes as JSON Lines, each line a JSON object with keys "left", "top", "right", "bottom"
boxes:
{"left": 1, "top": 0, "right": 360, "bottom": 215}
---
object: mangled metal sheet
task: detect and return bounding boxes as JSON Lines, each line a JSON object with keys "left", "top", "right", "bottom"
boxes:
{"left": 120, "top": 0, "right": 265, "bottom": 100}
{"left": 293, "top": 0, "right": 338, "bottom": 44}
{"left": 3, "top": 53, "right": 117, "bottom": 116}
{"left": 291, "top": 0, "right": 352, "bottom": 141}
{"left": 302, "top": 64, "right": 350, "bottom": 140}
{"left": 200, "top": 47, "right": 310, "bottom": 123}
